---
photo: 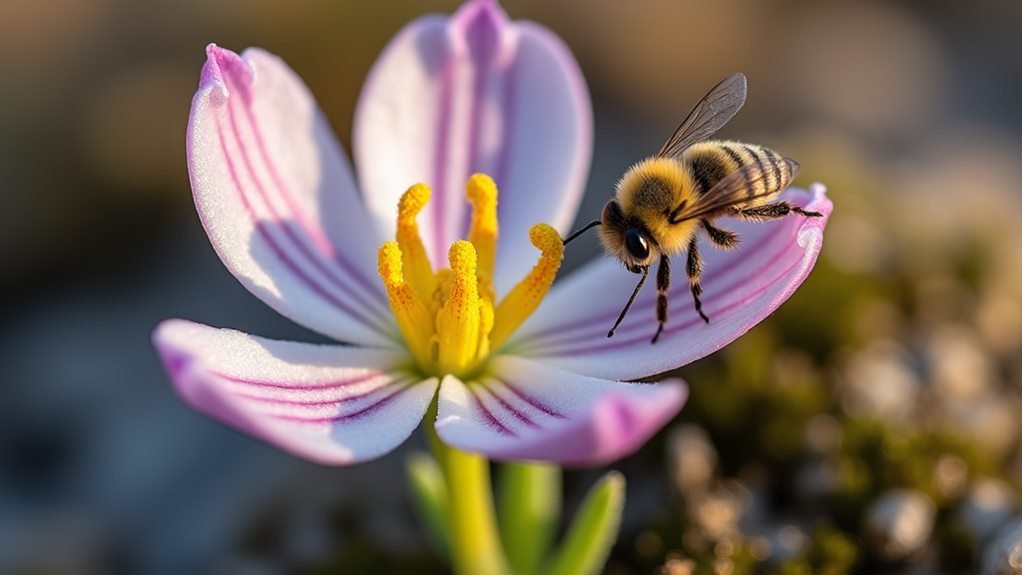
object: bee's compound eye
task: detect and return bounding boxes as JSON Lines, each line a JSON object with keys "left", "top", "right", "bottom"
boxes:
{"left": 624, "top": 228, "right": 649, "bottom": 260}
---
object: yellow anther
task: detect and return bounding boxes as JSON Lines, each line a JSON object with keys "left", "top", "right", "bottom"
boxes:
{"left": 490, "top": 223, "right": 564, "bottom": 349}
{"left": 448, "top": 239, "right": 477, "bottom": 277}
{"left": 466, "top": 173, "right": 498, "bottom": 279}
{"left": 528, "top": 221, "right": 566, "bottom": 256}
{"left": 377, "top": 242, "right": 434, "bottom": 370}
{"left": 396, "top": 183, "right": 435, "bottom": 301}
{"left": 436, "top": 241, "right": 482, "bottom": 376}
{"left": 399, "top": 183, "right": 431, "bottom": 219}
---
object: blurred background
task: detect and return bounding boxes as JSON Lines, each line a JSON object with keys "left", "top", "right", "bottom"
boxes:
{"left": 3, "top": 0, "right": 1022, "bottom": 573}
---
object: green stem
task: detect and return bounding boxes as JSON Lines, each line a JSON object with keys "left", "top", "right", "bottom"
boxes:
{"left": 427, "top": 415, "right": 509, "bottom": 575}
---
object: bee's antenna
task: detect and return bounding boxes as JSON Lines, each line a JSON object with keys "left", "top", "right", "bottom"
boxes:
{"left": 562, "top": 220, "right": 602, "bottom": 246}
{"left": 607, "top": 265, "right": 649, "bottom": 338}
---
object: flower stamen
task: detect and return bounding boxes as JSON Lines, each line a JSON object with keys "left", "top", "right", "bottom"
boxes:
{"left": 378, "top": 241, "right": 435, "bottom": 368}
{"left": 377, "top": 176, "right": 562, "bottom": 378}
{"left": 490, "top": 223, "right": 564, "bottom": 349}
{"left": 397, "top": 183, "right": 436, "bottom": 301}
{"left": 437, "top": 241, "right": 485, "bottom": 375}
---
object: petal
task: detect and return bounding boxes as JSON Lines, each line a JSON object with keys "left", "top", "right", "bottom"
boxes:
{"left": 153, "top": 319, "right": 437, "bottom": 465}
{"left": 353, "top": 0, "right": 592, "bottom": 292}
{"left": 507, "top": 185, "right": 833, "bottom": 380}
{"left": 189, "top": 45, "right": 395, "bottom": 346}
{"left": 434, "top": 355, "right": 687, "bottom": 466}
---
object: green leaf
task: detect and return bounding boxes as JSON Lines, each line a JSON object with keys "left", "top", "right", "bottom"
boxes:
{"left": 406, "top": 451, "right": 450, "bottom": 560}
{"left": 546, "top": 471, "right": 626, "bottom": 575}
{"left": 498, "top": 462, "right": 562, "bottom": 574}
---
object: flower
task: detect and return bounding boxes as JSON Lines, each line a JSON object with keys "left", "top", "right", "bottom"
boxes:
{"left": 153, "top": 0, "right": 832, "bottom": 466}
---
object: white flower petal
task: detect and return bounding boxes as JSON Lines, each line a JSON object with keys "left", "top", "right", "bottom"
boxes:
{"left": 434, "top": 355, "right": 686, "bottom": 466}
{"left": 507, "top": 186, "right": 832, "bottom": 380}
{"left": 153, "top": 319, "right": 436, "bottom": 465}
{"left": 189, "top": 45, "right": 394, "bottom": 346}
{"left": 353, "top": 1, "right": 591, "bottom": 292}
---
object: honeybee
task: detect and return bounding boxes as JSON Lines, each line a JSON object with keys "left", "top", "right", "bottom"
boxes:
{"left": 563, "top": 73, "right": 821, "bottom": 344}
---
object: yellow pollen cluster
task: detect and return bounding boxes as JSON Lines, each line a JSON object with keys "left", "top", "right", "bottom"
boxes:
{"left": 377, "top": 174, "right": 564, "bottom": 378}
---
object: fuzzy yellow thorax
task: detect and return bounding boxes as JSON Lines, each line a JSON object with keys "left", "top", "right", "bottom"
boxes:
{"left": 377, "top": 174, "right": 563, "bottom": 378}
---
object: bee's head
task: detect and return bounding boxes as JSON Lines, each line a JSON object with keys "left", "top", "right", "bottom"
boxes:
{"left": 598, "top": 199, "right": 657, "bottom": 272}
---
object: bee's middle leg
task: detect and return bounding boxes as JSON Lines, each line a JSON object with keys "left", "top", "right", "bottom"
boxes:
{"left": 737, "top": 201, "right": 822, "bottom": 220}
{"left": 653, "top": 254, "right": 670, "bottom": 344}
{"left": 686, "top": 238, "right": 710, "bottom": 325}
{"left": 701, "top": 219, "right": 740, "bottom": 249}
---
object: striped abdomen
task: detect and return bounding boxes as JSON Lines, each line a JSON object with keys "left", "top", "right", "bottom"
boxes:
{"left": 682, "top": 140, "right": 794, "bottom": 206}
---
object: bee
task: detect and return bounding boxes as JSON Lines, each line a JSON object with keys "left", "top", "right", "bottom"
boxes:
{"left": 563, "top": 73, "right": 821, "bottom": 344}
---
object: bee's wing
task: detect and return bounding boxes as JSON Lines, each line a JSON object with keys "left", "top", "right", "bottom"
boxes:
{"left": 673, "top": 158, "right": 800, "bottom": 222}
{"left": 656, "top": 73, "right": 748, "bottom": 159}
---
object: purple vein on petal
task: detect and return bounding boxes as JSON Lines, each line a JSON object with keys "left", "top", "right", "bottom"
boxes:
{"left": 212, "top": 118, "right": 384, "bottom": 334}
{"left": 234, "top": 378, "right": 401, "bottom": 407}
{"left": 557, "top": 233, "right": 801, "bottom": 343}
{"left": 553, "top": 192, "right": 825, "bottom": 346}
{"left": 210, "top": 370, "right": 382, "bottom": 391}
{"left": 235, "top": 87, "right": 390, "bottom": 312}
{"left": 521, "top": 220, "right": 801, "bottom": 345}
{"left": 224, "top": 95, "right": 392, "bottom": 328}
{"left": 495, "top": 379, "right": 566, "bottom": 419}
{"left": 269, "top": 378, "right": 416, "bottom": 424}
{"left": 459, "top": 2, "right": 515, "bottom": 238}
{"left": 531, "top": 252, "right": 806, "bottom": 357}
{"left": 476, "top": 383, "right": 539, "bottom": 428}
{"left": 215, "top": 92, "right": 390, "bottom": 334}
{"left": 492, "top": 53, "right": 518, "bottom": 193}
{"left": 533, "top": 250, "right": 802, "bottom": 356}
{"left": 432, "top": 59, "right": 455, "bottom": 261}
{"left": 467, "top": 383, "right": 517, "bottom": 436}
{"left": 464, "top": 13, "right": 490, "bottom": 182}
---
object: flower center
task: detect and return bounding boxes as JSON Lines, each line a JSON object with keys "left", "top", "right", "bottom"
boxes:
{"left": 377, "top": 174, "right": 563, "bottom": 378}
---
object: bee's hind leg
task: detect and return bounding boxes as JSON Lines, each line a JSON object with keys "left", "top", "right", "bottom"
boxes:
{"left": 685, "top": 238, "right": 710, "bottom": 326}
{"left": 737, "top": 201, "right": 822, "bottom": 221}
{"left": 793, "top": 206, "right": 823, "bottom": 217}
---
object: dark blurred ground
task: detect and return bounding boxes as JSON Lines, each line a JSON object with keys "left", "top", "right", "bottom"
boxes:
{"left": 3, "top": 1, "right": 1022, "bottom": 573}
